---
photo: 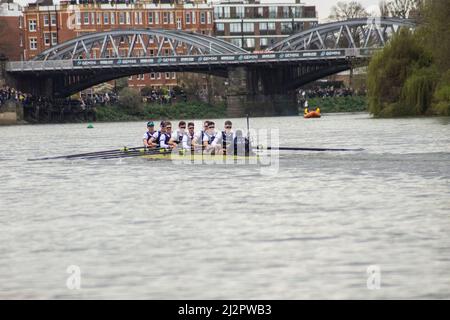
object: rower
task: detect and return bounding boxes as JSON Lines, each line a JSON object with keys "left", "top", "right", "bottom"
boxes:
{"left": 193, "top": 120, "right": 210, "bottom": 149}
{"left": 149, "top": 120, "right": 167, "bottom": 148}
{"left": 233, "top": 129, "right": 251, "bottom": 156}
{"left": 169, "top": 121, "right": 186, "bottom": 148}
{"left": 182, "top": 122, "right": 196, "bottom": 151}
{"left": 202, "top": 121, "right": 217, "bottom": 152}
{"left": 142, "top": 121, "right": 156, "bottom": 148}
{"left": 212, "top": 120, "right": 234, "bottom": 155}
{"left": 158, "top": 121, "right": 173, "bottom": 149}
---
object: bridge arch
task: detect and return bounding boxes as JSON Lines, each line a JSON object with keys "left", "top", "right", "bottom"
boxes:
{"left": 269, "top": 17, "right": 416, "bottom": 52}
{"left": 33, "top": 29, "right": 248, "bottom": 61}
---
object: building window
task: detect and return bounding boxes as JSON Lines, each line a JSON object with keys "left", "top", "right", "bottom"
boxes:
{"left": 283, "top": 7, "right": 291, "bottom": 18}
{"left": 97, "top": 12, "right": 101, "bottom": 25}
{"left": 137, "top": 74, "right": 144, "bottom": 80}
{"left": 245, "top": 38, "right": 255, "bottom": 48}
{"left": 230, "top": 38, "right": 242, "bottom": 48}
{"left": 294, "top": 7, "right": 303, "bottom": 18}
{"left": 51, "top": 14, "right": 56, "bottom": 26}
{"left": 43, "top": 15, "right": 49, "bottom": 26}
{"left": 257, "top": 7, "right": 264, "bottom": 18}
{"left": 128, "top": 76, "right": 133, "bottom": 80}
{"left": 51, "top": 32, "right": 57, "bottom": 46}
{"left": 192, "top": 11, "right": 196, "bottom": 24}
{"left": 135, "top": 11, "right": 142, "bottom": 25}
{"left": 111, "top": 12, "right": 115, "bottom": 24}
{"left": 236, "top": 6, "right": 244, "bottom": 19}
{"left": 165, "top": 72, "right": 170, "bottom": 79}
{"left": 148, "top": 12, "right": 153, "bottom": 24}
{"left": 216, "top": 23, "right": 224, "bottom": 32}
{"left": 150, "top": 73, "right": 155, "bottom": 80}
{"left": 170, "top": 12, "right": 174, "bottom": 24}
{"left": 268, "top": 22, "right": 276, "bottom": 30}
{"left": 230, "top": 23, "right": 241, "bottom": 33}
{"left": 29, "top": 37, "right": 37, "bottom": 50}
{"left": 260, "top": 38, "right": 268, "bottom": 47}
{"left": 243, "top": 23, "right": 254, "bottom": 33}
{"left": 185, "top": 12, "right": 190, "bottom": 24}
{"left": 214, "top": 7, "right": 221, "bottom": 19}
{"left": 207, "top": 12, "right": 212, "bottom": 24}
{"left": 19, "top": 16, "right": 23, "bottom": 28}
{"left": 269, "top": 6, "right": 277, "bottom": 18}
{"left": 119, "top": 12, "right": 125, "bottom": 24}
{"left": 104, "top": 13, "right": 109, "bottom": 24}
{"left": 84, "top": 13, "right": 89, "bottom": 25}
{"left": 163, "top": 12, "right": 169, "bottom": 24}
{"left": 126, "top": 12, "right": 131, "bottom": 25}
{"left": 200, "top": 12, "right": 206, "bottom": 24}
{"left": 44, "top": 33, "right": 50, "bottom": 46}
{"left": 259, "top": 22, "right": 267, "bottom": 31}
{"left": 176, "top": 17, "right": 182, "bottom": 30}
{"left": 224, "top": 7, "right": 230, "bottom": 18}
{"left": 155, "top": 12, "right": 159, "bottom": 24}
{"left": 281, "top": 22, "right": 293, "bottom": 34}
{"left": 172, "top": 72, "right": 176, "bottom": 79}
{"left": 157, "top": 72, "right": 161, "bottom": 79}
{"left": 28, "top": 19, "right": 37, "bottom": 32}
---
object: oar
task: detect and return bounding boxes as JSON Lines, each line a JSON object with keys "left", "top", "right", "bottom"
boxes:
{"left": 257, "top": 146, "right": 364, "bottom": 152}
{"left": 29, "top": 146, "right": 149, "bottom": 161}
{"left": 92, "top": 149, "right": 175, "bottom": 160}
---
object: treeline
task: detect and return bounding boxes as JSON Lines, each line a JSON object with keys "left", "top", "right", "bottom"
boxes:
{"left": 367, "top": 0, "right": 450, "bottom": 117}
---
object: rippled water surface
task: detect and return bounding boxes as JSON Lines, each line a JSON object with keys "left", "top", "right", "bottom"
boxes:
{"left": 1, "top": 113, "right": 450, "bottom": 299}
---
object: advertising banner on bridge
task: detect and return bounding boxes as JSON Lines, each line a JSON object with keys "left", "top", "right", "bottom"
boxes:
{"left": 71, "top": 50, "right": 347, "bottom": 68}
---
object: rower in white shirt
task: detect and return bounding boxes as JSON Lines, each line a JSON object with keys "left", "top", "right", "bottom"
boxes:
{"left": 192, "top": 120, "right": 210, "bottom": 150}
{"left": 148, "top": 121, "right": 166, "bottom": 148}
{"left": 142, "top": 121, "right": 156, "bottom": 148}
{"left": 202, "top": 121, "right": 217, "bottom": 152}
{"left": 181, "top": 122, "right": 196, "bottom": 151}
{"left": 169, "top": 121, "right": 186, "bottom": 148}
{"left": 158, "top": 121, "right": 173, "bottom": 149}
{"left": 211, "top": 120, "right": 234, "bottom": 155}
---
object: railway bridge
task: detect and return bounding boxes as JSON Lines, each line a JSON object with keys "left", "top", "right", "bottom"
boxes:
{"left": 2, "top": 18, "right": 416, "bottom": 117}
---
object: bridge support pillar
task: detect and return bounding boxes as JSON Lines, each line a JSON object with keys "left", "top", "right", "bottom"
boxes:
{"left": 226, "top": 66, "right": 297, "bottom": 118}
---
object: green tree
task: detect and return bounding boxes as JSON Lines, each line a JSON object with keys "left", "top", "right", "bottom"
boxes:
{"left": 367, "top": 28, "right": 434, "bottom": 116}
{"left": 118, "top": 87, "right": 144, "bottom": 114}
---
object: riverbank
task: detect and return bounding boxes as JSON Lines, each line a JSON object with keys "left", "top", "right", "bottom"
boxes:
{"left": 95, "top": 101, "right": 227, "bottom": 122}
{"left": 307, "top": 96, "right": 367, "bottom": 113}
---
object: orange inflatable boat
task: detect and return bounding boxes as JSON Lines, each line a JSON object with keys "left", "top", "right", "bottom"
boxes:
{"left": 304, "top": 107, "right": 321, "bottom": 118}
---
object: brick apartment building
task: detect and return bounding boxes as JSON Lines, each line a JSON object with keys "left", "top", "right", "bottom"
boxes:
{"left": 212, "top": 0, "right": 318, "bottom": 51}
{"left": 20, "top": 0, "right": 214, "bottom": 90}
{"left": 0, "top": 1, "right": 24, "bottom": 61}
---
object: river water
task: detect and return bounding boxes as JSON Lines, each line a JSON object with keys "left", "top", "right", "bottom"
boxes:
{"left": 1, "top": 113, "right": 449, "bottom": 299}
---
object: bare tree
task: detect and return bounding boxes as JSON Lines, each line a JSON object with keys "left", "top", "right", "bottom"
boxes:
{"left": 379, "top": 0, "right": 390, "bottom": 17}
{"left": 329, "top": 1, "right": 369, "bottom": 21}
{"left": 385, "top": 0, "right": 419, "bottom": 18}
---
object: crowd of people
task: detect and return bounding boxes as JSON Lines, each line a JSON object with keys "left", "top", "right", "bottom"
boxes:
{"left": 141, "top": 87, "right": 187, "bottom": 104}
{"left": 142, "top": 119, "right": 252, "bottom": 156}
{"left": 1, "top": 85, "right": 96, "bottom": 122}
{"left": 80, "top": 92, "right": 119, "bottom": 108}
{"left": 0, "top": 86, "right": 29, "bottom": 107}
{"left": 299, "top": 86, "right": 367, "bottom": 99}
